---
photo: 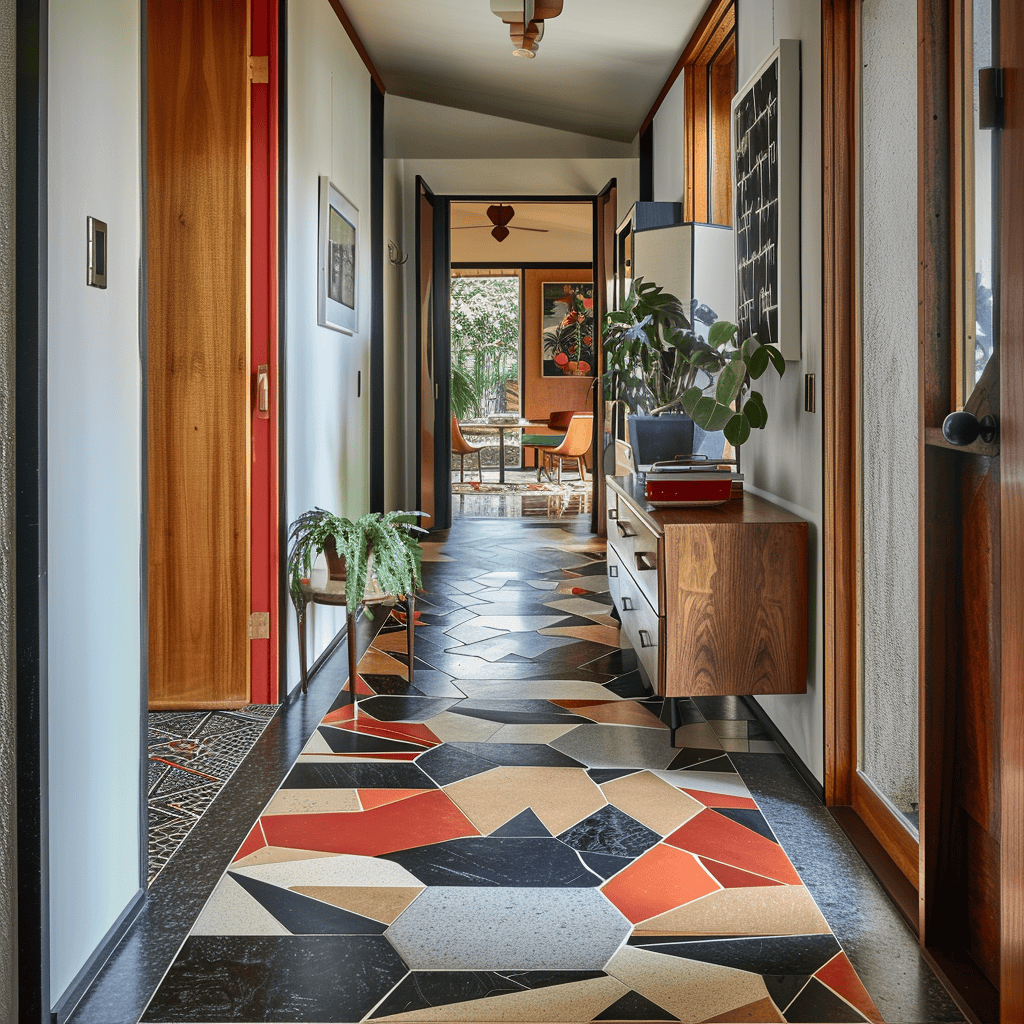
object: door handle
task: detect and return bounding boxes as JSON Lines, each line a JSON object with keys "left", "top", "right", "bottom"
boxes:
{"left": 638, "top": 628, "right": 655, "bottom": 649}
{"left": 620, "top": 596, "right": 634, "bottom": 611}
{"left": 609, "top": 565, "right": 618, "bottom": 578}
{"left": 616, "top": 521, "right": 636, "bottom": 538}
{"left": 256, "top": 364, "right": 270, "bottom": 419}
{"left": 942, "top": 410, "right": 997, "bottom": 445}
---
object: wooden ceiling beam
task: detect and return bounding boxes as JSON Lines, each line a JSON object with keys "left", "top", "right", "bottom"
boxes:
{"left": 326, "top": 0, "right": 387, "bottom": 94}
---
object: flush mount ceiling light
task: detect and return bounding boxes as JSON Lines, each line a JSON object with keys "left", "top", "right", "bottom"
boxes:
{"left": 490, "top": 0, "right": 563, "bottom": 58}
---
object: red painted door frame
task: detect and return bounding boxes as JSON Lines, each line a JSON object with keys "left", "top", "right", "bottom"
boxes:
{"left": 250, "top": 0, "right": 279, "bottom": 703}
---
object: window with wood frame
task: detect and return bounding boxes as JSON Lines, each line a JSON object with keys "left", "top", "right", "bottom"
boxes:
{"left": 641, "top": 0, "right": 736, "bottom": 225}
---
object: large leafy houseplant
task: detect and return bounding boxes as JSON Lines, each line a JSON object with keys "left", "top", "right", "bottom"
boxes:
{"left": 602, "top": 278, "right": 786, "bottom": 447}
{"left": 287, "top": 509, "right": 426, "bottom": 619}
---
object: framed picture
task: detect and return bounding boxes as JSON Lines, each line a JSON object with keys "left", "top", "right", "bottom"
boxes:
{"left": 541, "top": 282, "right": 595, "bottom": 377}
{"left": 731, "top": 38, "right": 801, "bottom": 360}
{"left": 318, "top": 175, "right": 358, "bottom": 335}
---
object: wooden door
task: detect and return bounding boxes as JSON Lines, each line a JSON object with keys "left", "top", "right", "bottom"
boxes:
{"left": 416, "top": 177, "right": 452, "bottom": 531}
{"left": 147, "top": 0, "right": 250, "bottom": 709}
{"left": 592, "top": 178, "right": 616, "bottom": 536}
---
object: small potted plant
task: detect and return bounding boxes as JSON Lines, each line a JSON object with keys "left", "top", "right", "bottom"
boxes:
{"left": 602, "top": 278, "right": 785, "bottom": 450}
{"left": 287, "top": 508, "right": 426, "bottom": 618}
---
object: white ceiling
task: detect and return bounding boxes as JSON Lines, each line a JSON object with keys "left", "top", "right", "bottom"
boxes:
{"left": 343, "top": 0, "right": 708, "bottom": 142}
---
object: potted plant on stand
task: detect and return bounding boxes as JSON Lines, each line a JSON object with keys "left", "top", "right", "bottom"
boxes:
{"left": 287, "top": 508, "right": 427, "bottom": 694}
{"left": 601, "top": 278, "right": 786, "bottom": 463}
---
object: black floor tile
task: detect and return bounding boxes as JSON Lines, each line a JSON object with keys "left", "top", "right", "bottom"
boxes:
{"left": 594, "top": 988, "right": 679, "bottom": 1020}
{"left": 414, "top": 742, "right": 503, "bottom": 786}
{"left": 141, "top": 936, "right": 408, "bottom": 1023}
{"left": 315, "top": 727, "right": 427, "bottom": 755}
{"left": 557, "top": 805, "right": 662, "bottom": 859}
{"left": 444, "top": 741, "right": 587, "bottom": 769}
{"left": 491, "top": 808, "right": 551, "bottom": 837}
{"left": 714, "top": 806, "right": 779, "bottom": 843}
{"left": 784, "top": 977, "right": 870, "bottom": 1022}
{"left": 355, "top": 695, "right": 461, "bottom": 722}
{"left": 628, "top": 934, "right": 840, "bottom": 975}
{"left": 281, "top": 761, "right": 436, "bottom": 791}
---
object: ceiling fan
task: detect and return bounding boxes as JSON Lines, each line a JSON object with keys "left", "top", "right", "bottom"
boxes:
{"left": 452, "top": 204, "right": 550, "bottom": 242}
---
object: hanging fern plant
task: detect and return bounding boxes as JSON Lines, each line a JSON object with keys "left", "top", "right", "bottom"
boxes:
{"left": 287, "top": 508, "right": 427, "bottom": 619}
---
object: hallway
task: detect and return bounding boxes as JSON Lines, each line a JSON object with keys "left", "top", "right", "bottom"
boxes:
{"left": 65, "top": 514, "right": 956, "bottom": 1024}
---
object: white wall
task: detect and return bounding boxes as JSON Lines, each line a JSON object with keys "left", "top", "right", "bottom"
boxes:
{"left": 735, "top": 0, "right": 824, "bottom": 781}
{"left": 286, "top": 1, "right": 374, "bottom": 689}
{"left": 47, "top": 0, "right": 142, "bottom": 1001}
{"left": 652, "top": 74, "right": 685, "bottom": 205}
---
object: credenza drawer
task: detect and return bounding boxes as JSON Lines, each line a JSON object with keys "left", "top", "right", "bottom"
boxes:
{"left": 606, "top": 543, "right": 623, "bottom": 610}
{"left": 617, "top": 562, "right": 662, "bottom": 694}
{"left": 609, "top": 497, "right": 661, "bottom": 612}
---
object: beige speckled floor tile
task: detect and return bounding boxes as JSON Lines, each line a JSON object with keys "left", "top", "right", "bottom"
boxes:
{"left": 262, "top": 788, "right": 362, "bottom": 815}
{"left": 544, "top": 596, "right": 618, "bottom": 618}
{"left": 702, "top": 996, "right": 787, "bottom": 1022}
{"left": 605, "top": 944, "right": 771, "bottom": 1023}
{"left": 487, "top": 722, "right": 581, "bottom": 744}
{"left": 372, "top": 975, "right": 628, "bottom": 1022}
{"left": 574, "top": 701, "right": 668, "bottom": 730}
{"left": 601, "top": 770, "right": 705, "bottom": 835}
{"left": 539, "top": 624, "right": 622, "bottom": 647}
{"left": 372, "top": 630, "right": 414, "bottom": 654}
{"left": 191, "top": 875, "right": 290, "bottom": 936}
{"left": 423, "top": 711, "right": 503, "bottom": 743}
{"left": 300, "top": 730, "right": 336, "bottom": 755}
{"left": 451, "top": 679, "right": 624, "bottom": 701}
{"left": 230, "top": 846, "right": 338, "bottom": 869}
{"left": 357, "top": 645, "right": 410, "bottom": 675}
{"left": 232, "top": 852, "right": 424, "bottom": 889}
{"left": 287, "top": 885, "right": 423, "bottom": 924}
{"left": 444, "top": 766, "right": 607, "bottom": 835}
{"left": 672, "top": 722, "right": 725, "bottom": 749}
{"left": 633, "top": 884, "right": 832, "bottom": 936}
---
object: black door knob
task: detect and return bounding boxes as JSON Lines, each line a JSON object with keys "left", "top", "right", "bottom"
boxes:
{"left": 942, "top": 411, "right": 997, "bottom": 445}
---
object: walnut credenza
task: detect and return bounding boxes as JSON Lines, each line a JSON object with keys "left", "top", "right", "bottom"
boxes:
{"left": 606, "top": 474, "right": 808, "bottom": 697}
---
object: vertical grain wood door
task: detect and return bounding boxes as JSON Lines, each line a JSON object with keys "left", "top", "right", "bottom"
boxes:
{"left": 147, "top": 0, "right": 250, "bottom": 709}
{"left": 592, "top": 179, "right": 616, "bottom": 536}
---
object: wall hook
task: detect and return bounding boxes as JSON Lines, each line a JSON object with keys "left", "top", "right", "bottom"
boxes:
{"left": 388, "top": 241, "right": 408, "bottom": 265}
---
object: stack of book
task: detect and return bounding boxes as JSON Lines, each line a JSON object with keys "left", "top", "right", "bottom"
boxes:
{"left": 643, "top": 459, "right": 743, "bottom": 507}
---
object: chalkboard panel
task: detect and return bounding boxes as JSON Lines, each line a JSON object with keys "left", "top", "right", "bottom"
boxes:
{"left": 732, "top": 40, "right": 801, "bottom": 360}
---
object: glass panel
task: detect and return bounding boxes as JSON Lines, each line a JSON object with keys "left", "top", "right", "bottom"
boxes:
{"left": 968, "top": 0, "right": 996, "bottom": 394}
{"left": 858, "top": 0, "right": 920, "bottom": 836}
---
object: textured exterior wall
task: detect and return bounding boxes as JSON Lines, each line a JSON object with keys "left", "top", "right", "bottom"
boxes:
{"left": 0, "top": 0, "right": 17, "bottom": 1016}
{"left": 859, "top": 0, "right": 920, "bottom": 815}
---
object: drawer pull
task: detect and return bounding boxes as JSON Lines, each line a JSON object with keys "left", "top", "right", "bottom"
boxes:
{"left": 638, "top": 628, "right": 655, "bottom": 649}
{"left": 634, "top": 551, "right": 657, "bottom": 572}
{"left": 616, "top": 521, "right": 637, "bottom": 538}
{"left": 621, "top": 596, "right": 634, "bottom": 611}
{"left": 608, "top": 508, "right": 619, "bottom": 520}
{"left": 609, "top": 565, "right": 618, "bottom": 578}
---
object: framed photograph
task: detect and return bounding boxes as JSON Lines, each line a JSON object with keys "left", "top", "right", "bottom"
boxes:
{"left": 731, "top": 38, "right": 801, "bottom": 360}
{"left": 541, "top": 282, "right": 595, "bottom": 377}
{"left": 318, "top": 175, "right": 358, "bottom": 335}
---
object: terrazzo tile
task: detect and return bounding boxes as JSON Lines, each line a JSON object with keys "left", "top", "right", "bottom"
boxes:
{"left": 233, "top": 820, "right": 268, "bottom": 862}
{"left": 699, "top": 858, "right": 786, "bottom": 889}
{"left": 300, "top": 730, "right": 337, "bottom": 755}
{"left": 784, "top": 977, "right": 871, "bottom": 1022}
{"left": 815, "top": 952, "right": 886, "bottom": 1024}
{"left": 453, "top": 633, "right": 579, "bottom": 662}
{"left": 371, "top": 973, "right": 628, "bottom": 1022}
{"left": 490, "top": 808, "right": 552, "bottom": 837}
{"left": 472, "top": 614, "right": 571, "bottom": 632}
{"left": 578, "top": 850, "right": 634, "bottom": 880}
{"left": 441, "top": 621, "right": 511, "bottom": 645}
{"left": 281, "top": 762, "right": 437, "bottom": 791}
{"left": 665, "top": 749, "right": 732, "bottom": 771}
{"left": 665, "top": 810, "right": 802, "bottom": 885}
{"left": 600, "top": 771, "right": 705, "bottom": 835}
{"left": 288, "top": 885, "right": 422, "bottom": 924}
{"left": 334, "top": 719, "right": 442, "bottom": 749}
{"left": 571, "top": 701, "right": 669, "bottom": 730}
{"left": 627, "top": 934, "right": 841, "bottom": 975}
{"left": 259, "top": 789, "right": 479, "bottom": 857}
{"left": 190, "top": 875, "right": 290, "bottom": 936}
{"left": 448, "top": 699, "right": 586, "bottom": 724}
{"left": 229, "top": 872, "right": 389, "bottom": 934}
{"left": 714, "top": 807, "right": 779, "bottom": 843}
{"left": 549, "top": 724, "right": 679, "bottom": 770}
{"left": 452, "top": 679, "right": 624, "bottom": 700}
{"left": 140, "top": 936, "right": 408, "bottom": 1023}
{"left": 600, "top": 843, "right": 720, "bottom": 924}
{"left": 603, "top": 945, "right": 773, "bottom": 1023}
{"left": 653, "top": 770, "right": 752, "bottom": 801}
{"left": 356, "top": 696, "right": 462, "bottom": 722}
{"left": 262, "top": 789, "right": 363, "bottom": 816}
{"left": 385, "top": 886, "right": 631, "bottom": 970}
{"left": 634, "top": 885, "right": 832, "bottom": 936}
{"left": 488, "top": 722, "right": 582, "bottom": 744}
{"left": 681, "top": 788, "right": 759, "bottom": 810}
{"left": 357, "top": 789, "right": 433, "bottom": 810}
{"left": 357, "top": 646, "right": 412, "bottom": 676}
{"left": 557, "top": 805, "right": 663, "bottom": 858}
{"left": 539, "top": 624, "right": 622, "bottom": 647}
{"left": 316, "top": 727, "right": 428, "bottom": 755}
{"left": 444, "top": 741, "right": 587, "bottom": 769}
{"left": 232, "top": 852, "right": 424, "bottom": 889}
{"left": 415, "top": 744, "right": 505, "bottom": 786}
{"left": 593, "top": 987, "right": 680, "bottom": 1020}
{"left": 442, "top": 766, "right": 607, "bottom": 836}
{"left": 702, "top": 996, "right": 787, "bottom": 1022}
{"left": 382, "top": 836, "right": 600, "bottom": 887}
{"left": 421, "top": 711, "right": 504, "bottom": 743}
{"left": 231, "top": 846, "right": 339, "bottom": 869}
{"left": 546, "top": 596, "right": 621, "bottom": 618}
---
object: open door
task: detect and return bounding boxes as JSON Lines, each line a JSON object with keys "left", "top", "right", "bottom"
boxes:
{"left": 416, "top": 177, "right": 452, "bottom": 531}
{"left": 592, "top": 178, "right": 616, "bottom": 535}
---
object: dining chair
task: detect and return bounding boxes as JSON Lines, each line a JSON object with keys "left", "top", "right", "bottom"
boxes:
{"left": 541, "top": 413, "right": 594, "bottom": 483}
{"left": 451, "top": 416, "right": 483, "bottom": 482}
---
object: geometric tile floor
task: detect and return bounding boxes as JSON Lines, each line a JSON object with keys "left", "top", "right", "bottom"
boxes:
{"left": 147, "top": 705, "right": 278, "bottom": 885}
{"left": 142, "top": 517, "right": 885, "bottom": 1023}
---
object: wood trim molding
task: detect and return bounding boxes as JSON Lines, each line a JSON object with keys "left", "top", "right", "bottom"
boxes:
{"left": 821, "top": 0, "right": 860, "bottom": 807}
{"left": 325, "top": 0, "right": 386, "bottom": 94}
{"left": 641, "top": 0, "right": 734, "bottom": 133}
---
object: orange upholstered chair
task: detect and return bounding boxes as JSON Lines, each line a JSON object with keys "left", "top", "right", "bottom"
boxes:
{"left": 452, "top": 416, "right": 483, "bottom": 482}
{"left": 541, "top": 413, "right": 593, "bottom": 483}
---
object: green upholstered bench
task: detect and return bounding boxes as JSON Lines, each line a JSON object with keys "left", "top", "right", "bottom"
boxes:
{"left": 522, "top": 433, "right": 565, "bottom": 468}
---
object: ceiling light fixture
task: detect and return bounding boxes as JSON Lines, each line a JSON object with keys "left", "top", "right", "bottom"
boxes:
{"left": 490, "top": 0, "right": 563, "bottom": 58}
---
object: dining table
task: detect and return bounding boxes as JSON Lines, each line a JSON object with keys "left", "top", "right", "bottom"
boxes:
{"left": 459, "top": 418, "right": 533, "bottom": 484}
